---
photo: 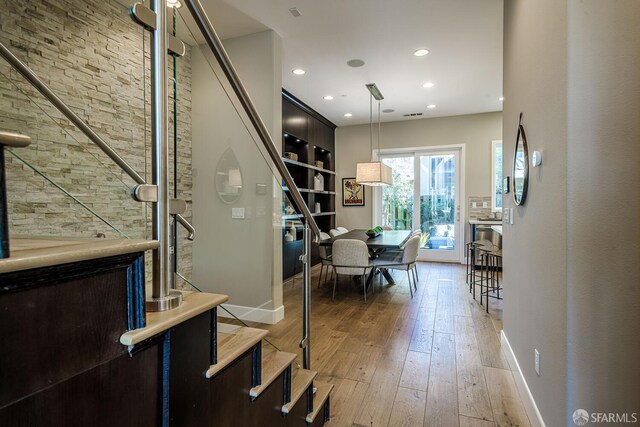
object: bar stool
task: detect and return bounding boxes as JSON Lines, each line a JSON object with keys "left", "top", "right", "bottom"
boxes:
{"left": 466, "top": 241, "right": 492, "bottom": 300}
{"left": 480, "top": 249, "right": 503, "bottom": 313}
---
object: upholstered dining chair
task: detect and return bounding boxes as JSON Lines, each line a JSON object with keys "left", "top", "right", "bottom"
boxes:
{"left": 373, "top": 235, "right": 421, "bottom": 298}
{"left": 331, "top": 239, "right": 373, "bottom": 302}
{"left": 317, "top": 232, "right": 333, "bottom": 288}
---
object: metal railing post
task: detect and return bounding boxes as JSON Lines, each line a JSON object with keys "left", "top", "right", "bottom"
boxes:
{"left": 300, "top": 221, "right": 311, "bottom": 369}
{"left": 146, "top": 0, "right": 182, "bottom": 311}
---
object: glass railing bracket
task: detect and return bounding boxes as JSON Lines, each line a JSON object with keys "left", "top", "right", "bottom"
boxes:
{"left": 132, "top": 184, "right": 158, "bottom": 203}
{"left": 129, "top": 3, "right": 156, "bottom": 30}
{"left": 169, "top": 199, "right": 186, "bottom": 215}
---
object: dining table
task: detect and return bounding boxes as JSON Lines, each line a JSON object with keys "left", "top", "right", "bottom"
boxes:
{"left": 319, "top": 229, "right": 412, "bottom": 286}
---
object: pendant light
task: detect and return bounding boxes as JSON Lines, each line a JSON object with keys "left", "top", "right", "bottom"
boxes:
{"left": 356, "top": 83, "right": 393, "bottom": 186}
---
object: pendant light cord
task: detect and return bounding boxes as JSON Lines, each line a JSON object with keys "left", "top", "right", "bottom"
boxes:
{"left": 369, "top": 93, "right": 373, "bottom": 160}
{"left": 377, "top": 99, "right": 381, "bottom": 158}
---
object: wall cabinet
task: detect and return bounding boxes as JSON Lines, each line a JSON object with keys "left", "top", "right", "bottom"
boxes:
{"left": 282, "top": 91, "right": 336, "bottom": 280}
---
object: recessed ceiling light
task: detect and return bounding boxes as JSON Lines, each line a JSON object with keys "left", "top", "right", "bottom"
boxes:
{"left": 344, "top": 113, "right": 353, "bottom": 117}
{"left": 167, "top": 0, "right": 182, "bottom": 7}
{"left": 427, "top": 104, "right": 436, "bottom": 109}
{"left": 382, "top": 109, "right": 395, "bottom": 113}
{"left": 347, "top": 59, "right": 365, "bottom": 68}
{"left": 414, "top": 49, "right": 430, "bottom": 57}
{"left": 422, "top": 82, "right": 435, "bottom": 88}
{"left": 292, "top": 68, "right": 305, "bottom": 75}
{"left": 499, "top": 96, "right": 505, "bottom": 101}
{"left": 323, "top": 95, "right": 334, "bottom": 100}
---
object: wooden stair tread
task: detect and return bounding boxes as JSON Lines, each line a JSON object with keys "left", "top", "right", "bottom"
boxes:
{"left": 1, "top": 237, "right": 158, "bottom": 274}
{"left": 305, "top": 382, "right": 334, "bottom": 424}
{"left": 206, "top": 326, "right": 269, "bottom": 378}
{"left": 120, "top": 292, "right": 229, "bottom": 346}
{"left": 281, "top": 367, "right": 317, "bottom": 414}
{"left": 250, "top": 350, "right": 297, "bottom": 398}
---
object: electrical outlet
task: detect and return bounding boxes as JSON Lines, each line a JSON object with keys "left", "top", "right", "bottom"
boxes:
{"left": 535, "top": 349, "right": 541, "bottom": 376}
{"left": 503, "top": 208, "right": 510, "bottom": 223}
{"left": 509, "top": 208, "right": 514, "bottom": 225}
{"left": 482, "top": 201, "right": 489, "bottom": 208}
{"left": 472, "top": 202, "right": 477, "bottom": 208}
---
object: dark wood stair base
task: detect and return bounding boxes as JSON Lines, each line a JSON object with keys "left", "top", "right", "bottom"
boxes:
{"left": 0, "top": 239, "right": 332, "bottom": 426}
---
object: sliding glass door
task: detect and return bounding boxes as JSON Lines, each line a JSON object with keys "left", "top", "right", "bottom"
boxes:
{"left": 377, "top": 147, "right": 463, "bottom": 262}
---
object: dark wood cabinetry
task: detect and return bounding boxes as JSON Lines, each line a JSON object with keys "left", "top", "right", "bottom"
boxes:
{"left": 282, "top": 91, "right": 336, "bottom": 280}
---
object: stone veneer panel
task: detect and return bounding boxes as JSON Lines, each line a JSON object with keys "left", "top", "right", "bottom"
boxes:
{"left": 0, "top": 0, "right": 193, "bottom": 280}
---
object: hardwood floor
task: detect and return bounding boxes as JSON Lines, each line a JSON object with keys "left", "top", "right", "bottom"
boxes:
{"left": 234, "top": 262, "right": 530, "bottom": 427}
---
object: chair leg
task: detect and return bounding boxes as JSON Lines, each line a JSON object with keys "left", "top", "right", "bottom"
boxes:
{"left": 332, "top": 273, "right": 338, "bottom": 301}
{"left": 407, "top": 270, "right": 414, "bottom": 299}
{"left": 361, "top": 274, "right": 367, "bottom": 303}
{"left": 318, "top": 264, "right": 324, "bottom": 289}
{"left": 412, "top": 266, "right": 418, "bottom": 292}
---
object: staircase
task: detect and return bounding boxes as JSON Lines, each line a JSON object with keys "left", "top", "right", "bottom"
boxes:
{"left": 0, "top": 238, "right": 332, "bottom": 426}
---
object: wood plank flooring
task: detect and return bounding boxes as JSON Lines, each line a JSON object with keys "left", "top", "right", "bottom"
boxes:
{"left": 228, "top": 262, "right": 530, "bottom": 427}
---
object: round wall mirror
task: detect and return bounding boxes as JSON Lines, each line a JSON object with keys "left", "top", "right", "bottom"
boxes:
{"left": 215, "top": 147, "right": 243, "bottom": 204}
{"left": 513, "top": 114, "right": 529, "bottom": 206}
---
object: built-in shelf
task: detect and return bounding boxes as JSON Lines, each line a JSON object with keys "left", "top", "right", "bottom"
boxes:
{"left": 282, "top": 186, "right": 336, "bottom": 195}
{"left": 283, "top": 214, "right": 303, "bottom": 220}
{"left": 283, "top": 212, "right": 335, "bottom": 220}
{"left": 282, "top": 157, "right": 336, "bottom": 175}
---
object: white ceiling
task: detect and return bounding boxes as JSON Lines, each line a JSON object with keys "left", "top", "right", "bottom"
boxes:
{"left": 123, "top": 0, "right": 503, "bottom": 126}
{"left": 201, "top": 0, "right": 504, "bottom": 126}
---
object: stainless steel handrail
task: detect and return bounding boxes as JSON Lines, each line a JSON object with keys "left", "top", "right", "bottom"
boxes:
{"left": 0, "top": 40, "right": 195, "bottom": 240}
{"left": 183, "top": 0, "right": 321, "bottom": 240}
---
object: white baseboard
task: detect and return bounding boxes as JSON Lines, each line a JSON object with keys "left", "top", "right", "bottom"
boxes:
{"left": 218, "top": 301, "right": 284, "bottom": 325}
{"left": 501, "top": 330, "right": 546, "bottom": 427}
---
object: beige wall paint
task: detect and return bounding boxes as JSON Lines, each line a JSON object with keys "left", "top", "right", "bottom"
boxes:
{"left": 191, "top": 31, "right": 283, "bottom": 313}
{"left": 335, "top": 112, "right": 502, "bottom": 236}
{"left": 503, "top": 0, "right": 568, "bottom": 425}
{"left": 566, "top": 0, "right": 640, "bottom": 420}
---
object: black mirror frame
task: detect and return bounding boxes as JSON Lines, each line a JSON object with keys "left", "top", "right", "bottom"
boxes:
{"left": 513, "top": 113, "right": 529, "bottom": 206}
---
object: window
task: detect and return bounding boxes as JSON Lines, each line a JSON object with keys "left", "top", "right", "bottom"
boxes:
{"left": 491, "top": 140, "right": 503, "bottom": 211}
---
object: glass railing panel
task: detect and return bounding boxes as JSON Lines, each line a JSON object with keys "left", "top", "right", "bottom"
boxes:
{"left": 170, "top": 7, "right": 316, "bottom": 364}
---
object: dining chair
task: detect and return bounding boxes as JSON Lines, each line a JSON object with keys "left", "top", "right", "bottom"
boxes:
{"left": 329, "top": 228, "right": 343, "bottom": 238}
{"left": 317, "top": 232, "right": 333, "bottom": 288}
{"left": 336, "top": 226, "right": 349, "bottom": 234}
{"left": 373, "top": 235, "right": 421, "bottom": 298}
{"left": 331, "top": 239, "right": 373, "bottom": 302}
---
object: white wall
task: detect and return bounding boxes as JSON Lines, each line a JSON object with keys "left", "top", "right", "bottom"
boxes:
{"left": 503, "top": 1, "right": 568, "bottom": 425}
{"left": 503, "top": 1, "right": 640, "bottom": 425}
{"left": 335, "top": 112, "right": 502, "bottom": 233}
{"left": 191, "top": 30, "right": 284, "bottom": 320}
{"left": 566, "top": 0, "right": 640, "bottom": 421}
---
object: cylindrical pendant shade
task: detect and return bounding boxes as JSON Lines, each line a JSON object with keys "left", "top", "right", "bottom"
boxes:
{"left": 356, "top": 161, "right": 393, "bottom": 186}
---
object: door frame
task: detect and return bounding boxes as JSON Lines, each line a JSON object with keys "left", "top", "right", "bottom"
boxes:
{"left": 372, "top": 144, "right": 466, "bottom": 263}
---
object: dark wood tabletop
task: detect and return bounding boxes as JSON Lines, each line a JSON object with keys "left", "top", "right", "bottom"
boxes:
{"left": 319, "top": 229, "right": 411, "bottom": 249}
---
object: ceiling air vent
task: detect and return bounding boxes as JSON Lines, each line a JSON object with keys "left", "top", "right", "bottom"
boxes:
{"left": 403, "top": 112, "right": 423, "bottom": 117}
{"left": 289, "top": 7, "right": 302, "bottom": 17}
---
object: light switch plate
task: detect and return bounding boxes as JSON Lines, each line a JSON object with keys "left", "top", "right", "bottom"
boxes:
{"left": 231, "top": 207, "right": 245, "bottom": 219}
{"left": 483, "top": 201, "right": 489, "bottom": 208}
{"left": 535, "top": 349, "right": 541, "bottom": 376}
{"left": 503, "top": 208, "right": 510, "bottom": 223}
{"left": 509, "top": 208, "right": 514, "bottom": 225}
{"left": 472, "top": 202, "right": 477, "bottom": 208}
